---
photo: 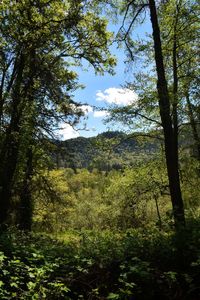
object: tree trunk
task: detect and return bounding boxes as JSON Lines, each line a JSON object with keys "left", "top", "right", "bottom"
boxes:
{"left": 172, "top": 7, "right": 179, "bottom": 173}
{"left": 148, "top": 0, "right": 185, "bottom": 228}
{"left": 18, "top": 147, "right": 33, "bottom": 231}
{"left": 186, "top": 92, "right": 200, "bottom": 161}
{"left": 0, "top": 69, "right": 6, "bottom": 128}
{"left": 0, "top": 54, "right": 25, "bottom": 226}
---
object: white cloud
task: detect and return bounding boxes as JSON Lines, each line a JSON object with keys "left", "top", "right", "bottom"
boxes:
{"left": 69, "top": 104, "right": 93, "bottom": 116}
{"left": 58, "top": 124, "right": 80, "bottom": 140}
{"left": 80, "top": 105, "right": 93, "bottom": 114}
{"left": 96, "top": 87, "right": 138, "bottom": 106}
{"left": 93, "top": 110, "right": 109, "bottom": 118}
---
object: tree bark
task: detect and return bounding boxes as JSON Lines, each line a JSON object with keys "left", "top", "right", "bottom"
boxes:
{"left": 0, "top": 53, "right": 25, "bottom": 226}
{"left": 148, "top": 0, "right": 185, "bottom": 228}
{"left": 0, "top": 47, "right": 38, "bottom": 227}
{"left": 18, "top": 147, "right": 33, "bottom": 231}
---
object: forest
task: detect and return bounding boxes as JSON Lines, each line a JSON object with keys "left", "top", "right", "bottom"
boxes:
{"left": 0, "top": 0, "right": 199, "bottom": 299}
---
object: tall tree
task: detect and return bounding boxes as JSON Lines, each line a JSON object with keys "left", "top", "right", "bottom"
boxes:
{"left": 0, "top": 0, "right": 115, "bottom": 228}
{"left": 148, "top": 0, "right": 185, "bottom": 227}
{"left": 159, "top": 0, "right": 200, "bottom": 161}
{"left": 106, "top": 0, "right": 200, "bottom": 227}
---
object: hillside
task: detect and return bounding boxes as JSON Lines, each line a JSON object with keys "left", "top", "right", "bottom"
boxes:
{"left": 52, "top": 131, "right": 159, "bottom": 170}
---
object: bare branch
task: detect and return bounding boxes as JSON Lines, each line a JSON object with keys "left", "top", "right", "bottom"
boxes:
{"left": 117, "top": 3, "right": 148, "bottom": 42}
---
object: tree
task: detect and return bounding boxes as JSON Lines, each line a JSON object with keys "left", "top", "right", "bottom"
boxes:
{"left": 159, "top": 0, "right": 200, "bottom": 162}
{"left": 106, "top": 0, "right": 200, "bottom": 227}
{"left": 0, "top": 0, "right": 115, "bottom": 228}
{"left": 148, "top": 0, "right": 185, "bottom": 227}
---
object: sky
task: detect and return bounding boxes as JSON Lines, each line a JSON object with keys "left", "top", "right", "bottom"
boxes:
{"left": 58, "top": 17, "right": 151, "bottom": 140}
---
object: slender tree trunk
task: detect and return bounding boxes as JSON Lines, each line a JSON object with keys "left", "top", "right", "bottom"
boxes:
{"left": 148, "top": 0, "right": 185, "bottom": 228}
{"left": 172, "top": 8, "right": 179, "bottom": 171}
{"left": 0, "top": 69, "right": 6, "bottom": 128}
{"left": 18, "top": 147, "right": 33, "bottom": 231}
{"left": 186, "top": 92, "right": 200, "bottom": 161}
{"left": 0, "top": 56, "right": 17, "bottom": 128}
{"left": 154, "top": 193, "right": 162, "bottom": 230}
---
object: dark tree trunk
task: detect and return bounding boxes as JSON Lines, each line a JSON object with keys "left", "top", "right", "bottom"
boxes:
{"left": 0, "top": 56, "right": 18, "bottom": 128}
{"left": 0, "top": 69, "right": 6, "bottom": 128}
{"left": 148, "top": 0, "right": 185, "bottom": 228}
{"left": 18, "top": 147, "right": 33, "bottom": 231}
{"left": 0, "top": 54, "right": 25, "bottom": 226}
{"left": 17, "top": 49, "right": 36, "bottom": 230}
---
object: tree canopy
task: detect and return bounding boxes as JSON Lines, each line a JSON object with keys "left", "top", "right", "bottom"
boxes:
{"left": 0, "top": 0, "right": 115, "bottom": 228}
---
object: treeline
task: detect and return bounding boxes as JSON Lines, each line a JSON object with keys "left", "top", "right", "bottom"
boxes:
{"left": 53, "top": 131, "right": 158, "bottom": 170}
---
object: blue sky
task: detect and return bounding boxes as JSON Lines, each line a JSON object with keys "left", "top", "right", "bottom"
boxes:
{"left": 59, "top": 18, "right": 151, "bottom": 140}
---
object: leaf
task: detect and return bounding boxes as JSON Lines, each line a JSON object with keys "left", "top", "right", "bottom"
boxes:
{"left": 107, "top": 293, "right": 120, "bottom": 299}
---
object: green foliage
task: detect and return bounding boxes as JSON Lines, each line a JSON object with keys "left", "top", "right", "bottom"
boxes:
{"left": 1, "top": 225, "right": 200, "bottom": 299}
{"left": 0, "top": 0, "right": 116, "bottom": 227}
{"left": 53, "top": 131, "right": 158, "bottom": 170}
{"left": 0, "top": 2, "right": 199, "bottom": 298}
{"left": 0, "top": 231, "right": 73, "bottom": 299}
{"left": 32, "top": 146, "right": 200, "bottom": 233}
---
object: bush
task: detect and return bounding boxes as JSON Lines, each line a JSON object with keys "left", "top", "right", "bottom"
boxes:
{"left": 1, "top": 225, "right": 200, "bottom": 299}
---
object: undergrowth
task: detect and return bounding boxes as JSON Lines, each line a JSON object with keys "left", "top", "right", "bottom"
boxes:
{"left": 0, "top": 222, "right": 200, "bottom": 299}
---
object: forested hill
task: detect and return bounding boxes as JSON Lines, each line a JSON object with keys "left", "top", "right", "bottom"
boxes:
{"left": 53, "top": 131, "right": 159, "bottom": 170}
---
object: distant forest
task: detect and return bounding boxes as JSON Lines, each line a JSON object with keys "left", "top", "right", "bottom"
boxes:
{"left": 53, "top": 131, "right": 159, "bottom": 170}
